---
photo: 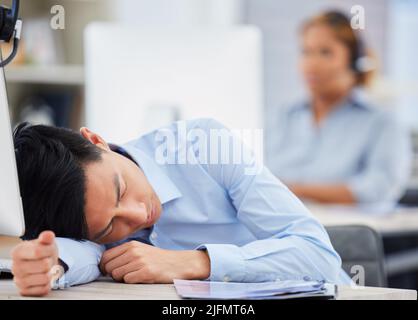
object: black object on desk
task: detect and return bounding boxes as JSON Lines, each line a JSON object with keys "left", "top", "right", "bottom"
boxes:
{"left": 0, "top": 271, "right": 13, "bottom": 279}
{"left": 399, "top": 188, "right": 418, "bottom": 207}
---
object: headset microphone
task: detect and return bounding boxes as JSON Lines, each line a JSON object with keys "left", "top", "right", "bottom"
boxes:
{"left": 352, "top": 33, "right": 376, "bottom": 73}
{"left": 0, "top": 0, "right": 22, "bottom": 67}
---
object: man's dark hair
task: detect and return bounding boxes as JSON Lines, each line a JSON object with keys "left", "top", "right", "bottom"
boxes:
{"left": 13, "top": 122, "right": 103, "bottom": 240}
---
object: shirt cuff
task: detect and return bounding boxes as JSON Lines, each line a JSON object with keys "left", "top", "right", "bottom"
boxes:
{"left": 53, "top": 238, "right": 105, "bottom": 289}
{"left": 57, "top": 245, "right": 75, "bottom": 271}
{"left": 52, "top": 243, "right": 76, "bottom": 289}
{"left": 195, "top": 244, "right": 246, "bottom": 282}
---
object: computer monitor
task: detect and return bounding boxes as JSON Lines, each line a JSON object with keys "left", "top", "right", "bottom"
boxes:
{"left": 84, "top": 24, "right": 263, "bottom": 144}
{"left": 0, "top": 62, "right": 25, "bottom": 237}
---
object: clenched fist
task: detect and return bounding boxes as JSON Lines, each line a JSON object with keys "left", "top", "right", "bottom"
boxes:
{"left": 11, "top": 231, "right": 59, "bottom": 297}
{"left": 100, "top": 241, "right": 210, "bottom": 284}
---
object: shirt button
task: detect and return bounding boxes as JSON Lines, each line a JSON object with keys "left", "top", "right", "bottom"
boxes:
{"left": 150, "top": 232, "right": 157, "bottom": 240}
{"left": 223, "top": 276, "right": 230, "bottom": 282}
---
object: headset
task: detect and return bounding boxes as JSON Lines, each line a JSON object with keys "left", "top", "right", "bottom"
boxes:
{"left": 352, "top": 35, "right": 375, "bottom": 73}
{"left": 350, "top": 26, "right": 376, "bottom": 74}
{"left": 0, "top": 0, "right": 22, "bottom": 67}
{"left": 327, "top": 11, "right": 375, "bottom": 74}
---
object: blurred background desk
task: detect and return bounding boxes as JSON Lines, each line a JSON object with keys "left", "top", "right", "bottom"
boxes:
{"left": 309, "top": 204, "right": 418, "bottom": 237}
{"left": 0, "top": 278, "right": 416, "bottom": 300}
{"left": 309, "top": 204, "right": 418, "bottom": 289}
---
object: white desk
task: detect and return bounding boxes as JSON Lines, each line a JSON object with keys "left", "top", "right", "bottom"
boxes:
{"left": 0, "top": 278, "right": 416, "bottom": 300}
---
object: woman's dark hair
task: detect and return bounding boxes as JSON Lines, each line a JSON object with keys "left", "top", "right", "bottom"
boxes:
{"left": 13, "top": 122, "right": 103, "bottom": 240}
{"left": 301, "top": 10, "right": 376, "bottom": 86}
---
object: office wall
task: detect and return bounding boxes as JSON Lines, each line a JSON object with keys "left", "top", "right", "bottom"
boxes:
{"left": 387, "top": 0, "right": 418, "bottom": 130}
{"left": 114, "top": 0, "right": 243, "bottom": 26}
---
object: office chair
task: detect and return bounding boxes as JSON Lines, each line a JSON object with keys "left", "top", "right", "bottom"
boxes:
{"left": 325, "top": 225, "right": 387, "bottom": 287}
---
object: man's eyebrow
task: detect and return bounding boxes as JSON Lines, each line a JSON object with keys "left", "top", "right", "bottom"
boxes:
{"left": 91, "top": 174, "right": 120, "bottom": 241}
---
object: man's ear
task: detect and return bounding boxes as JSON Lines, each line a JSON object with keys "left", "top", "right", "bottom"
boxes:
{"left": 79, "top": 127, "right": 110, "bottom": 151}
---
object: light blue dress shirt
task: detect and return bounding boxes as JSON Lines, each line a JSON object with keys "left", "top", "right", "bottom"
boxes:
{"left": 266, "top": 89, "right": 412, "bottom": 206}
{"left": 54, "top": 118, "right": 351, "bottom": 288}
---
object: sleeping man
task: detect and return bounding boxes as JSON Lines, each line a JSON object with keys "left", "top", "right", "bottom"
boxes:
{"left": 11, "top": 118, "right": 350, "bottom": 296}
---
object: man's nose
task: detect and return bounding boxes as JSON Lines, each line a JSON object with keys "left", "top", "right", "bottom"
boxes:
{"left": 118, "top": 202, "right": 148, "bottom": 224}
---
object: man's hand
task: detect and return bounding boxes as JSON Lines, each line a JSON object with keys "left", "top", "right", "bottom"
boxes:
{"left": 100, "top": 241, "right": 211, "bottom": 284}
{"left": 11, "top": 231, "right": 59, "bottom": 297}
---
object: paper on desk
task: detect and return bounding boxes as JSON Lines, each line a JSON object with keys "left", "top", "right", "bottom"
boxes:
{"left": 174, "top": 279, "right": 335, "bottom": 300}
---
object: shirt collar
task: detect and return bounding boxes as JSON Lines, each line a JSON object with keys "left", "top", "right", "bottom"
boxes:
{"left": 113, "top": 143, "right": 182, "bottom": 205}
{"left": 346, "top": 87, "right": 373, "bottom": 110}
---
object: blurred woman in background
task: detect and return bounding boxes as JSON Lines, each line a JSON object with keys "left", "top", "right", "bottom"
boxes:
{"left": 268, "top": 11, "right": 411, "bottom": 206}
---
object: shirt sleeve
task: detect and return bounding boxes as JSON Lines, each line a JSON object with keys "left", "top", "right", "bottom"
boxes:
{"left": 347, "top": 113, "right": 412, "bottom": 204}
{"left": 195, "top": 118, "right": 349, "bottom": 284}
{"left": 53, "top": 237, "right": 105, "bottom": 289}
